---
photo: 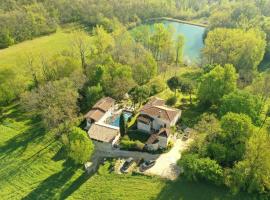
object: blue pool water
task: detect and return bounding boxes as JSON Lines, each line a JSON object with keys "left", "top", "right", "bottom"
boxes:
{"left": 110, "top": 112, "right": 133, "bottom": 127}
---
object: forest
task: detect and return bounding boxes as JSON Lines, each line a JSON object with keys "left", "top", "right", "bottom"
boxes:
{"left": 0, "top": 0, "right": 270, "bottom": 199}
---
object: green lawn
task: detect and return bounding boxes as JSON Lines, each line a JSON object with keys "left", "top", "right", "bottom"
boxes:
{"left": 0, "top": 27, "right": 75, "bottom": 79}
{"left": 0, "top": 103, "right": 254, "bottom": 200}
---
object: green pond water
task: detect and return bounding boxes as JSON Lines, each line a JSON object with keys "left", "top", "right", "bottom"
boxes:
{"left": 136, "top": 20, "right": 206, "bottom": 64}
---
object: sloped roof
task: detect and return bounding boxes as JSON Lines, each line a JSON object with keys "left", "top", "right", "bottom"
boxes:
{"left": 142, "top": 97, "right": 165, "bottom": 110}
{"left": 85, "top": 109, "right": 105, "bottom": 122}
{"left": 137, "top": 114, "right": 153, "bottom": 124}
{"left": 141, "top": 97, "right": 181, "bottom": 123}
{"left": 93, "top": 97, "right": 115, "bottom": 112}
{"left": 88, "top": 123, "right": 119, "bottom": 143}
{"left": 85, "top": 97, "right": 115, "bottom": 122}
{"left": 158, "top": 128, "right": 170, "bottom": 137}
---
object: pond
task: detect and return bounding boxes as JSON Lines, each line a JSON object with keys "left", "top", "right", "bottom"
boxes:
{"left": 135, "top": 20, "right": 206, "bottom": 64}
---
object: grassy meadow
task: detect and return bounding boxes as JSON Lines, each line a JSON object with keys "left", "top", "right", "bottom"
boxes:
{"left": 0, "top": 27, "right": 75, "bottom": 78}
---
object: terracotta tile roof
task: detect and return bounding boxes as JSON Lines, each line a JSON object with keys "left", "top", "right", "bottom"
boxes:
{"left": 146, "top": 134, "right": 158, "bottom": 144}
{"left": 141, "top": 104, "right": 181, "bottom": 123}
{"left": 88, "top": 123, "right": 119, "bottom": 143}
{"left": 85, "top": 97, "right": 115, "bottom": 122}
{"left": 93, "top": 97, "right": 115, "bottom": 112}
{"left": 85, "top": 109, "right": 105, "bottom": 122}
{"left": 142, "top": 97, "right": 165, "bottom": 110}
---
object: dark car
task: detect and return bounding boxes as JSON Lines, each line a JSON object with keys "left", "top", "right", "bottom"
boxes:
{"left": 139, "top": 160, "right": 156, "bottom": 172}
{"left": 120, "top": 158, "right": 135, "bottom": 173}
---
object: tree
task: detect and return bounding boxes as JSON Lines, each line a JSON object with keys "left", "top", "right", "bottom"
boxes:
{"left": 132, "top": 53, "right": 157, "bottom": 85}
{"left": 129, "top": 85, "right": 150, "bottom": 109}
{"left": 250, "top": 71, "right": 270, "bottom": 105}
{"left": 102, "top": 62, "right": 135, "bottom": 100}
{"left": 179, "top": 78, "right": 195, "bottom": 104}
{"left": 203, "top": 28, "right": 266, "bottom": 83}
{"left": 226, "top": 131, "right": 270, "bottom": 195}
{"left": 92, "top": 25, "right": 115, "bottom": 56}
{"left": 0, "top": 29, "right": 14, "bottom": 49}
{"left": 86, "top": 84, "right": 104, "bottom": 108}
{"left": 198, "top": 64, "right": 237, "bottom": 106}
{"left": 219, "top": 113, "right": 254, "bottom": 166}
{"left": 119, "top": 112, "right": 127, "bottom": 137}
{"left": 0, "top": 68, "right": 26, "bottom": 105}
{"left": 72, "top": 30, "right": 90, "bottom": 73}
{"left": 175, "top": 35, "right": 184, "bottom": 66}
{"left": 220, "top": 90, "right": 263, "bottom": 125}
{"left": 179, "top": 154, "right": 223, "bottom": 185}
{"left": 147, "top": 77, "right": 166, "bottom": 96}
{"left": 21, "top": 78, "right": 79, "bottom": 130}
{"left": 167, "top": 76, "right": 180, "bottom": 97}
{"left": 62, "top": 127, "right": 94, "bottom": 164}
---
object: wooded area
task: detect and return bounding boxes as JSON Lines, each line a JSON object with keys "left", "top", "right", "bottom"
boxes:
{"left": 1, "top": 0, "right": 270, "bottom": 199}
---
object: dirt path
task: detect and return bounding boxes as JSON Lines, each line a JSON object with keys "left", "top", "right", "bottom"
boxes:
{"left": 144, "top": 139, "right": 191, "bottom": 180}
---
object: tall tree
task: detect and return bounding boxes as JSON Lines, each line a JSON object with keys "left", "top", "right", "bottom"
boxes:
{"left": 119, "top": 112, "right": 127, "bottom": 137}
{"left": 198, "top": 64, "right": 237, "bottom": 106}
{"left": 226, "top": 130, "right": 270, "bottom": 195}
{"left": 175, "top": 35, "right": 184, "bottom": 66}
{"left": 129, "top": 85, "right": 150, "bottom": 109}
{"left": 62, "top": 127, "right": 94, "bottom": 164}
{"left": 72, "top": 30, "right": 90, "bottom": 73}
{"left": 167, "top": 76, "right": 180, "bottom": 97}
{"left": 21, "top": 78, "right": 79, "bottom": 130}
{"left": 220, "top": 90, "right": 263, "bottom": 125}
{"left": 203, "top": 28, "right": 266, "bottom": 83}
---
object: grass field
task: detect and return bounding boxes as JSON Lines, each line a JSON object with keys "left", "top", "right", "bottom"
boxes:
{"left": 0, "top": 103, "right": 254, "bottom": 200}
{"left": 0, "top": 27, "right": 75, "bottom": 77}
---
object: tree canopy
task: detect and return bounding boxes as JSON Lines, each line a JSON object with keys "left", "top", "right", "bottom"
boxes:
{"left": 62, "top": 127, "right": 94, "bottom": 164}
{"left": 198, "top": 64, "right": 237, "bottom": 106}
{"left": 203, "top": 28, "right": 266, "bottom": 82}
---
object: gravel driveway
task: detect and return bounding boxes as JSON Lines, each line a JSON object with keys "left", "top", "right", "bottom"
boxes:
{"left": 89, "top": 139, "right": 191, "bottom": 180}
{"left": 144, "top": 139, "right": 190, "bottom": 180}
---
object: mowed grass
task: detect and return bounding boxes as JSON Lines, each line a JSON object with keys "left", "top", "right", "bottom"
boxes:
{"left": 0, "top": 103, "right": 253, "bottom": 200}
{"left": 0, "top": 27, "right": 74, "bottom": 77}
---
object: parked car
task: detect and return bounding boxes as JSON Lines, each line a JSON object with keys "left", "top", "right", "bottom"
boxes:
{"left": 139, "top": 160, "right": 156, "bottom": 172}
{"left": 120, "top": 158, "right": 135, "bottom": 173}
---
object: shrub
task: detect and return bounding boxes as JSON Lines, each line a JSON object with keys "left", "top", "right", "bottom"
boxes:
{"left": 147, "top": 77, "right": 166, "bottom": 95}
{"left": 120, "top": 136, "right": 145, "bottom": 151}
{"left": 166, "top": 96, "right": 177, "bottom": 106}
{"left": 98, "top": 161, "right": 113, "bottom": 175}
{"left": 179, "top": 154, "right": 223, "bottom": 185}
{"left": 220, "top": 90, "right": 263, "bottom": 125}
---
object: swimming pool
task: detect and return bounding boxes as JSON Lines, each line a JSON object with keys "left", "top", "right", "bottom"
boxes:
{"left": 110, "top": 111, "right": 133, "bottom": 127}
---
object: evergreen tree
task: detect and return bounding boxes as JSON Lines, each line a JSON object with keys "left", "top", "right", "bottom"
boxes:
{"left": 119, "top": 112, "right": 127, "bottom": 137}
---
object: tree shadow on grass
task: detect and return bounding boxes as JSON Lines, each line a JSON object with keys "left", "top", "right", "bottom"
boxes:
{"left": 0, "top": 119, "right": 46, "bottom": 158}
{"left": 155, "top": 178, "right": 255, "bottom": 200}
{"left": 59, "top": 171, "right": 95, "bottom": 199}
{"left": 22, "top": 159, "right": 80, "bottom": 200}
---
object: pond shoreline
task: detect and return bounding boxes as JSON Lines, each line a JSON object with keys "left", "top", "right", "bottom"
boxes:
{"left": 144, "top": 17, "right": 208, "bottom": 28}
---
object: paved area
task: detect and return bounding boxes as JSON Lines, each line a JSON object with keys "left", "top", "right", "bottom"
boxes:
{"left": 89, "top": 139, "right": 191, "bottom": 180}
{"left": 144, "top": 139, "right": 191, "bottom": 180}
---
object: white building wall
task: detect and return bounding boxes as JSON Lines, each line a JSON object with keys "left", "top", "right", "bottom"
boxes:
{"left": 170, "top": 111, "right": 182, "bottom": 126}
{"left": 99, "top": 109, "right": 113, "bottom": 123}
{"left": 137, "top": 121, "right": 151, "bottom": 133}
{"left": 146, "top": 143, "right": 159, "bottom": 151}
{"left": 158, "top": 136, "right": 168, "bottom": 148}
